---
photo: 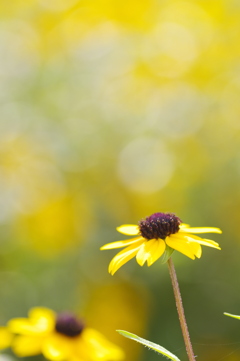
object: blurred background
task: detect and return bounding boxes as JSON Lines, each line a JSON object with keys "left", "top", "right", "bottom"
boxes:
{"left": 0, "top": 1, "right": 240, "bottom": 360}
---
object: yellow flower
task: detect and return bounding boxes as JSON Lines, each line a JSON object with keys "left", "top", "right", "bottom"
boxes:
{"left": 8, "top": 307, "right": 124, "bottom": 361}
{"left": 101, "top": 212, "right": 222, "bottom": 275}
{"left": 0, "top": 327, "right": 13, "bottom": 350}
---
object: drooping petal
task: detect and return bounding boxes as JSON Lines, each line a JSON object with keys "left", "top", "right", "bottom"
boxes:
{"left": 182, "top": 241, "right": 202, "bottom": 258}
{"left": 82, "top": 328, "right": 124, "bottom": 361}
{"left": 172, "top": 235, "right": 204, "bottom": 258}
{"left": 174, "top": 233, "right": 221, "bottom": 250}
{"left": 179, "top": 226, "right": 222, "bottom": 234}
{"left": 189, "top": 237, "right": 221, "bottom": 250}
{"left": 202, "top": 239, "right": 221, "bottom": 249}
{"left": 100, "top": 237, "right": 143, "bottom": 250}
{"left": 116, "top": 225, "right": 139, "bottom": 235}
{"left": 147, "top": 240, "right": 166, "bottom": 266}
{"left": 108, "top": 240, "right": 144, "bottom": 275}
{"left": 136, "top": 240, "right": 154, "bottom": 266}
{"left": 176, "top": 231, "right": 220, "bottom": 245}
{"left": 11, "top": 335, "right": 44, "bottom": 356}
{"left": 191, "top": 242, "right": 202, "bottom": 258}
{"left": 168, "top": 234, "right": 203, "bottom": 258}
{"left": 136, "top": 240, "right": 166, "bottom": 266}
{"left": 42, "top": 334, "right": 71, "bottom": 361}
{"left": 0, "top": 327, "right": 13, "bottom": 349}
{"left": 166, "top": 236, "right": 198, "bottom": 259}
{"left": 70, "top": 336, "right": 89, "bottom": 361}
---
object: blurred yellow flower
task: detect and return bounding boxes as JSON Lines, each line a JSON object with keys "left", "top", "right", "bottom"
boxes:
{"left": 0, "top": 327, "right": 13, "bottom": 349}
{"left": 101, "top": 212, "right": 222, "bottom": 275}
{"left": 8, "top": 307, "right": 124, "bottom": 361}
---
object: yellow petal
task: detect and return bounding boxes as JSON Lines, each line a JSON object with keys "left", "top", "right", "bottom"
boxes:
{"left": 166, "top": 237, "right": 196, "bottom": 260}
{"left": 174, "top": 233, "right": 221, "bottom": 250}
{"left": 100, "top": 237, "right": 143, "bottom": 250}
{"left": 69, "top": 356, "right": 86, "bottom": 361}
{"left": 8, "top": 319, "right": 37, "bottom": 335}
{"left": 82, "top": 328, "right": 124, "bottom": 360}
{"left": 224, "top": 312, "right": 240, "bottom": 320}
{"left": 177, "top": 239, "right": 202, "bottom": 258}
{"left": 147, "top": 240, "right": 166, "bottom": 266}
{"left": 167, "top": 234, "right": 203, "bottom": 258}
{"left": 179, "top": 226, "right": 222, "bottom": 234}
{"left": 203, "top": 239, "right": 221, "bottom": 249}
{"left": 28, "top": 308, "right": 56, "bottom": 331}
{"left": 175, "top": 231, "right": 219, "bottom": 245}
{"left": 108, "top": 240, "right": 143, "bottom": 275}
{"left": 8, "top": 307, "right": 56, "bottom": 335}
{"left": 190, "top": 237, "right": 221, "bottom": 250}
{"left": 189, "top": 242, "right": 202, "bottom": 258}
{"left": 42, "top": 334, "right": 71, "bottom": 361}
{"left": 0, "top": 327, "right": 13, "bottom": 349}
{"left": 28, "top": 307, "right": 56, "bottom": 320}
{"left": 116, "top": 225, "right": 139, "bottom": 235}
{"left": 11, "top": 335, "right": 44, "bottom": 356}
{"left": 136, "top": 240, "right": 154, "bottom": 266}
{"left": 136, "top": 240, "right": 166, "bottom": 266}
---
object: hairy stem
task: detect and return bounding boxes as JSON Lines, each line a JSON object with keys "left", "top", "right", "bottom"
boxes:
{"left": 167, "top": 257, "right": 195, "bottom": 361}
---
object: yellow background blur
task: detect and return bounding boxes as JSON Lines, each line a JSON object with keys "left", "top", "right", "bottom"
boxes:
{"left": 0, "top": 1, "right": 240, "bottom": 360}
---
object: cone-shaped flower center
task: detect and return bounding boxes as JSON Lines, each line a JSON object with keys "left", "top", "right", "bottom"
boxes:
{"left": 139, "top": 212, "right": 181, "bottom": 240}
{"left": 55, "top": 313, "right": 85, "bottom": 337}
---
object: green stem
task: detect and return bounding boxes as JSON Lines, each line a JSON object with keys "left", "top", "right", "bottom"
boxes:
{"left": 167, "top": 257, "right": 195, "bottom": 361}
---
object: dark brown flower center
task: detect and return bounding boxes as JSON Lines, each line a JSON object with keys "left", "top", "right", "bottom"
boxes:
{"left": 139, "top": 212, "right": 181, "bottom": 240}
{"left": 55, "top": 313, "right": 85, "bottom": 337}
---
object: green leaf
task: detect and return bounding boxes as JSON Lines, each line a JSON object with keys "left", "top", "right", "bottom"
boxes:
{"left": 161, "top": 245, "right": 175, "bottom": 264}
{"left": 224, "top": 312, "right": 240, "bottom": 320}
{"left": 117, "top": 330, "right": 181, "bottom": 361}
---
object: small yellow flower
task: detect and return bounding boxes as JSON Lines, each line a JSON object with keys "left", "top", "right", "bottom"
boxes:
{"left": 101, "top": 212, "right": 222, "bottom": 275}
{"left": 8, "top": 307, "right": 124, "bottom": 361}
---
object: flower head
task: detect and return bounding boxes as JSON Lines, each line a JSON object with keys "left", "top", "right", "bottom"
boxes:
{"left": 100, "top": 212, "right": 222, "bottom": 275}
{"left": 8, "top": 307, "right": 124, "bottom": 361}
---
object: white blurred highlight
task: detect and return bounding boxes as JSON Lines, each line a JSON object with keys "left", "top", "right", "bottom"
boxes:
{"left": 146, "top": 83, "right": 205, "bottom": 138}
{"left": 118, "top": 138, "right": 174, "bottom": 194}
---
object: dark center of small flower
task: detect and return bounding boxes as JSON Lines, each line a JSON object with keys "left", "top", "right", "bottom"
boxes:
{"left": 139, "top": 212, "right": 182, "bottom": 240}
{"left": 55, "top": 313, "right": 85, "bottom": 337}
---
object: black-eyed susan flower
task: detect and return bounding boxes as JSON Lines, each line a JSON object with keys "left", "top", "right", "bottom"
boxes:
{"left": 8, "top": 307, "right": 124, "bottom": 361}
{"left": 101, "top": 212, "right": 222, "bottom": 275}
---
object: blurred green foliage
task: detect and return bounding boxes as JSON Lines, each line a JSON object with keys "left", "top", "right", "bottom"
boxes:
{"left": 0, "top": 1, "right": 240, "bottom": 360}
